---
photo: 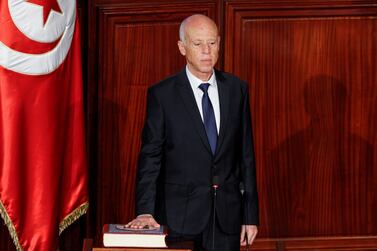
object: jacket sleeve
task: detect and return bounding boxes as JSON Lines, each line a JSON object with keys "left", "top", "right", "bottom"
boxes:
{"left": 241, "top": 83, "right": 259, "bottom": 225}
{"left": 136, "top": 87, "right": 165, "bottom": 216}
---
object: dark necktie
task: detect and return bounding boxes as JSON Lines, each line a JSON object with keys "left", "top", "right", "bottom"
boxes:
{"left": 199, "top": 83, "right": 217, "bottom": 155}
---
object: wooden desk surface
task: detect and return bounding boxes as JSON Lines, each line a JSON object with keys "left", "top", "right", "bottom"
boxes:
{"left": 84, "top": 239, "right": 193, "bottom": 251}
{"left": 93, "top": 248, "right": 192, "bottom": 251}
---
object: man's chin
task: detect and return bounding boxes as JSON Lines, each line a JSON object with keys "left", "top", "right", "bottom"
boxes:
{"left": 199, "top": 66, "right": 214, "bottom": 74}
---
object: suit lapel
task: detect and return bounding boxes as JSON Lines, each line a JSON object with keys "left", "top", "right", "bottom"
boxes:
{"left": 215, "top": 70, "right": 230, "bottom": 157}
{"left": 176, "top": 69, "right": 212, "bottom": 154}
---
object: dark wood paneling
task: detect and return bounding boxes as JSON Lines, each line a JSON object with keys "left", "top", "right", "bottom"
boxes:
{"left": 243, "top": 236, "right": 377, "bottom": 250}
{"left": 86, "top": 1, "right": 217, "bottom": 245}
{"left": 225, "top": 0, "right": 377, "bottom": 238}
{"left": 0, "top": 225, "right": 16, "bottom": 251}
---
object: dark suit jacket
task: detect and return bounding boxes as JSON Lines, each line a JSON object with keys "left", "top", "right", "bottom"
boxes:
{"left": 136, "top": 68, "right": 259, "bottom": 235}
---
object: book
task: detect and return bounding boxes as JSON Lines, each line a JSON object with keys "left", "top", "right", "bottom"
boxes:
{"left": 103, "top": 224, "right": 168, "bottom": 248}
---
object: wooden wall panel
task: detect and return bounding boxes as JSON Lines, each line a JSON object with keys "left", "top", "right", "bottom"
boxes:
{"left": 245, "top": 236, "right": 377, "bottom": 250}
{"left": 225, "top": 0, "right": 377, "bottom": 239}
{"left": 0, "top": 225, "right": 15, "bottom": 251}
{"left": 86, "top": 1, "right": 217, "bottom": 244}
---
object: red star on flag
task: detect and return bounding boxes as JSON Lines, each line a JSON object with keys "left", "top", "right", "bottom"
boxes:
{"left": 26, "top": 0, "right": 63, "bottom": 26}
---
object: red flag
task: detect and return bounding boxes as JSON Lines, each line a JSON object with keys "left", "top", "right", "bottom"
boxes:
{"left": 0, "top": 0, "right": 88, "bottom": 249}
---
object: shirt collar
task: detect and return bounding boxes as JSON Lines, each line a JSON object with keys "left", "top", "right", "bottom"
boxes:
{"left": 185, "top": 65, "right": 217, "bottom": 89}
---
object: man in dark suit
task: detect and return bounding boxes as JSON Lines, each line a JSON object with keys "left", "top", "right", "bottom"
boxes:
{"left": 126, "top": 14, "right": 259, "bottom": 250}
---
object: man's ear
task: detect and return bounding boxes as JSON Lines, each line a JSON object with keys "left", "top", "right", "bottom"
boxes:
{"left": 177, "top": 41, "right": 186, "bottom": 56}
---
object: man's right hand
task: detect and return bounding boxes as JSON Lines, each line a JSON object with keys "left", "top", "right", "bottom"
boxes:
{"left": 125, "top": 214, "right": 160, "bottom": 229}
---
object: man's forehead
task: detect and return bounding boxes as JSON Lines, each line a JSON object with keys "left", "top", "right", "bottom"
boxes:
{"left": 190, "top": 37, "right": 219, "bottom": 41}
{"left": 185, "top": 14, "right": 216, "bottom": 25}
{"left": 186, "top": 26, "right": 218, "bottom": 38}
{"left": 187, "top": 23, "right": 217, "bottom": 32}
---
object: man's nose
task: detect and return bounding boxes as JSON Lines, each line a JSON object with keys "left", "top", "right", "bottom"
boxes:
{"left": 202, "top": 44, "right": 210, "bottom": 54}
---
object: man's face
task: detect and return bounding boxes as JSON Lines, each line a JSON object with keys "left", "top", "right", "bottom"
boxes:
{"left": 178, "top": 21, "right": 220, "bottom": 80}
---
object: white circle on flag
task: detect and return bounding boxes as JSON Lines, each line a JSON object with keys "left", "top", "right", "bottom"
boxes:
{"left": 0, "top": 0, "right": 76, "bottom": 75}
{"left": 9, "top": 0, "right": 74, "bottom": 43}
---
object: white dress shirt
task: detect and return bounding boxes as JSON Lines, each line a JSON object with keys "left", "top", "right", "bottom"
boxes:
{"left": 186, "top": 66, "right": 220, "bottom": 134}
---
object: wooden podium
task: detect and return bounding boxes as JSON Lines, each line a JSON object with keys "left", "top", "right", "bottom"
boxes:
{"left": 82, "top": 239, "right": 194, "bottom": 251}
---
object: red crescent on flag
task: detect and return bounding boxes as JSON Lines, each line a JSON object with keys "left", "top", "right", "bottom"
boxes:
{"left": 0, "top": 0, "right": 60, "bottom": 54}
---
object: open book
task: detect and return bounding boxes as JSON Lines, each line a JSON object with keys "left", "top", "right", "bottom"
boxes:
{"left": 103, "top": 224, "right": 168, "bottom": 248}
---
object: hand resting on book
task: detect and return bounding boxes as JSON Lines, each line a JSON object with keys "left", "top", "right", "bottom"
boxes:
{"left": 125, "top": 214, "right": 160, "bottom": 230}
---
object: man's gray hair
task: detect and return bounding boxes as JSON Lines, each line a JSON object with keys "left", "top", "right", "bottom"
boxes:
{"left": 179, "top": 18, "right": 188, "bottom": 43}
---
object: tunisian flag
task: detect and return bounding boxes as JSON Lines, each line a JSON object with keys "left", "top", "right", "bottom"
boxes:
{"left": 0, "top": 0, "right": 88, "bottom": 249}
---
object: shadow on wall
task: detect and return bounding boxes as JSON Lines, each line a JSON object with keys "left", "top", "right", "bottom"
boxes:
{"left": 264, "top": 75, "right": 376, "bottom": 237}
